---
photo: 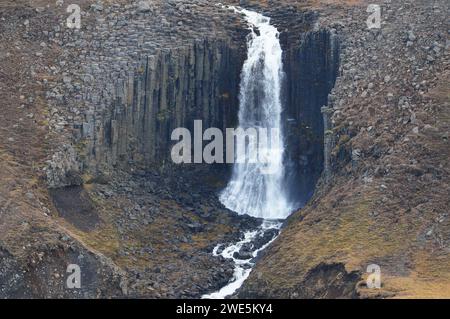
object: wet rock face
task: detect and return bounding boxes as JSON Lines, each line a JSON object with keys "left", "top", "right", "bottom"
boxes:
{"left": 283, "top": 29, "right": 340, "bottom": 206}
{"left": 295, "top": 263, "right": 360, "bottom": 299}
{"left": 49, "top": 186, "right": 101, "bottom": 231}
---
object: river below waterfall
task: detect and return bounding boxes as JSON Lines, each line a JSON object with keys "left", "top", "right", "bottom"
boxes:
{"left": 202, "top": 220, "right": 282, "bottom": 299}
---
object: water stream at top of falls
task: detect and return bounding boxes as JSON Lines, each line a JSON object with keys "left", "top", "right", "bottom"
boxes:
{"left": 219, "top": 8, "right": 292, "bottom": 220}
{"left": 203, "top": 7, "right": 294, "bottom": 299}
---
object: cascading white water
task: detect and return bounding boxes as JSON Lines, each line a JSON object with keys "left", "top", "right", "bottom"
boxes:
{"left": 220, "top": 8, "right": 292, "bottom": 219}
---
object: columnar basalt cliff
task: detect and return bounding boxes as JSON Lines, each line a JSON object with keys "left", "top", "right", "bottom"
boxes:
{"left": 82, "top": 41, "right": 243, "bottom": 173}
{"left": 44, "top": 1, "right": 249, "bottom": 188}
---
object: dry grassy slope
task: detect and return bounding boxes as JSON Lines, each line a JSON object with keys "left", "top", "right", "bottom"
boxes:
{"left": 0, "top": 1, "right": 128, "bottom": 297}
{"left": 240, "top": 0, "right": 450, "bottom": 299}
{"left": 0, "top": 2, "right": 58, "bottom": 254}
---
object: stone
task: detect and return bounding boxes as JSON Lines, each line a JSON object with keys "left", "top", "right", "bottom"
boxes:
{"left": 352, "top": 149, "right": 361, "bottom": 161}
{"left": 137, "top": 1, "right": 153, "bottom": 13}
{"left": 407, "top": 30, "right": 416, "bottom": 42}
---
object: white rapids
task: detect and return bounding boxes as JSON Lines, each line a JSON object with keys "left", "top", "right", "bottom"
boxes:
{"left": 202, "top": 221, "right": 281, "bottom": 299}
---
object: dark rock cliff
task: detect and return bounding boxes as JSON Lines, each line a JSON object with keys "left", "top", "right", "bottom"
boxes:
{"left": 283, "top": 29, "right": 340, "bottom": 206}
{"left": 83, "top": 40, "right": 244, "bottom": 173}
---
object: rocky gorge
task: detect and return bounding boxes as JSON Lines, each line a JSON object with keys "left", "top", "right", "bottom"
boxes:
{"left": 0, "top": 0, "right": 449, "bottom": 299}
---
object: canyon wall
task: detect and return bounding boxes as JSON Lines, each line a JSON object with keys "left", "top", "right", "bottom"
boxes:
{"left": 39, "top": 1, "right": 344, "bottom": 298}
{"left": 46, "top": 2, "right": 331, "bottom": 196}
{"left": 3, "top": 0, "right": 448, "bottom": 299}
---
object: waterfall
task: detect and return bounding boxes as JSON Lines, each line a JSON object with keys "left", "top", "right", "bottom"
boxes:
{"left": 203, "top": 7, "right": 291, "bottom": 300}
{"left": 220, "top": 8, "right": 292, "bottom": 220}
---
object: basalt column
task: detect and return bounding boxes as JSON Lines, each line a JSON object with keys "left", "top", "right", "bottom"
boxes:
{"left": 81, "top": 40, "right": 245, "bottom": 175}
{"left": 283, "top": 29, "right": 340, "bottom": 206}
